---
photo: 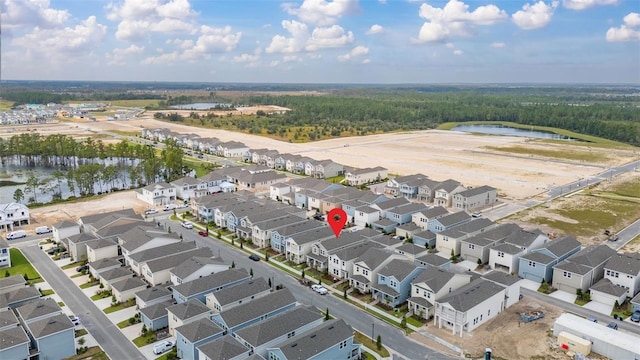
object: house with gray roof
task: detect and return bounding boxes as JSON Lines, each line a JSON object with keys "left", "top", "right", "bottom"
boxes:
{"left": 415, "top": 253, "right": 452, "bottom": 269}
{"left": 412, "top": 229, "right": 437, "bottom": 248}
{"left": 395, "top": 222, "right": 422, "bottom": 241}
{"left": 345, "top": 166, "right": 387, "bottom": 186}
{"left": 306, "top": 231, "right": 367, "bottom": 271}
{"left": 328, "top": 242, "right": 384, "bottom": 280}
{"left": 170, "top": 256, "right": 228, "bottom": 286}
{"left": 427, "top": 211, "right": 472, "bottom": 234}
{"left": 172, "top": 269, "right": 251, "bottom": 304}
{"left": 52, "top": 219, "right": 79, "bottom": 243}
{"left": 350, "top": 248, "right": 402, "bottom": 293}
{"left": 386, "top": 203, "right": 430, "bottom": 226}
{"left": 65, "top": 232, "right": 99, "bottom": 262}
{"left": 489, "top": 229, "right": 548, "bottom": 274}
{"left": 88, "top": 257, "right": 122, "bottom": 279}
{"left": 119, "top": 226, "right": 182, "bottom": 265}
{"left": 140, "top": 300, "right": 173, "bottom": 331}
{"left": 395, "top": 243, "right": 430, "bottom": 261}
{"left": 232, "top": 306, "right": 323, "bottom": 358}
{"left": 451, "top": 185, "right": 498, "bottom": 211}
{"left": 460, "top": 223, "right": 522, "bottom": 265}
{"left": 372, "top": 259, "right": 425, "bottom": 307}
{"left": 270, "top": 220, "right": 324, "bottom": 253}
{"left": 127, "top": 241, "right": 196, "bottom": 275}
{"left": 205, "top": 278, "right": 271, "bottom": 313}
{"left": 372, "top": 218, "right": 398, "bottom": 233}
{"left": 552, "top": 245, "right": 617, "bottom": 294}
{"left": 436, "top": 218, "right": 495, "bottom": 256}
{"left": 0, "top": 287, "right": 41, "bottom": 309}
{"left": 197, "top": 335, "right": 250, "bottom": 360}
{"left": 412, "top": 206, "right": 449, "bottom": 231}
{"left": 408, "top": 267, "right": 473, "bottom": 319}
{"left": 353, "top": 205, "right": 381, "bottom": 228}
{"left": 135, "top": 286, "right": 172, "bottom": 309}
{"left": 86, "top": 236, "right": 119, "bottom": 262}
{"left": 602, "top": 252, "right": 640, "bottom": 298}
{"left": 98, "top": 266, "right": 134, "bottom": 290}
{"left": 481, "top": 271, "right": 523, "bottom": 308}
{"left": 589, "top": 278, "right": 627, "bottom": 308}
{"left": 265, "top": 319, "right": 360, "bottom": 360}
{"left": 433, "top": 179, "right": 467, "bottom": 208}
{"left": 518, "top": 236, "right": 582, "bottom": 283}
{"left": 416, "top": 178, "right": 443, "bottom": 203}
{"left": 371, "top": 197, "right": 410, "bottom": 218}
{"left": 0, "top": 309, "right": 18, "bottom": 330}
{"left": 142, "top": 247, "right": 211, "bottom": 286}
{"left": 176, "top": 318, "right": 224, "bottom": 360}
{"left": 0, "top": 322, "right": 29, "bottom": 360}
{"left": 15, "top": 298, "right": 62, "bottom": 324}
{"left": 111, "top": 277, "right": 148, "bottom": 303}
{"left": 0, "top": 275, "right": 26, "bottom": 294}
{"left": 94, "top": 218, "right": 147, "bottom": 238}
{"left": 135, "top": 181, "right": 177, "bottom": 205}
{"left": 23, "top": 312, "right": 75, "bottom": 360}
{"left": 78, "top": 208, "right": 141, "bottom": 234}
{"left": 167, "top": 299, "right": 211, "bottom": 336}
{"left": 434, "top": 278, "right": 507, "bottom": 337}
{"left": 210, "top": 288, "right": 296, "bottom": 333}
{"left": 251, "top": 214, "right": 308, "bottom": 249}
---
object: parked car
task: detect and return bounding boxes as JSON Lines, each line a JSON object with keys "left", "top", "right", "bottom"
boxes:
{"left": 630, "top": 310, "right": 640, "bottom": 323}
{"left": 472, "top": 212, "right": 483, "bottom": 218}
{"left": 181, "top": 221, "right": 193, "bottom": 229}
{"left": 586, "top": 317, "right": 597, "bottom": 323}
{"left": 311, "top": 284, "right": 328, "bottom": 295}
{"left": 198, "top": 230, "right": 208, "bottom": 237}
{"left": 6, "top": 230, "right": 27, "bottom": 240}
{"left": 163, "top": 204, "right": 177, "bottom": 211}
{"left": 36, "top": 226, "right": 52, "bottom": 234}
{"left": 153, "top": 340, "right": 173, "bottom": 355}
{"left": 76, "top": 265, "right": 88, "bottom": 272}
{"left": 249, "top": 254, "right": 260, "bottom": 261}
{"left": 606, "top": 322, "right": 618, "bottom": 330}
{"left": 607, "top": 234, "right": 619, "bottom": 242}
{"left": 70, "top": 316, "right": 80, "bottom": 326}
{"left": 144, "top": 209, "right": 158, "bottom": 215}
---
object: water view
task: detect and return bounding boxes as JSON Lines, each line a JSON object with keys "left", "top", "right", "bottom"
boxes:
{"left": 170, "top": 102, "right": 232, "bottom": 110}
{"left": 451, "top": 124, "right": 576, "bottom": 140}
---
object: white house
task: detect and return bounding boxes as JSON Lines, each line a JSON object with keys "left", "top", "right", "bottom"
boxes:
{"left": 170, "top": 256, "right": 228, "bottom": 286}
{"left": 135, "top": 182, "right": 176, "bottom": 206}
{"left": 408, "top": 268, "right": 473, "bottom": 319}
{"left": 52, "top": 220, "right": 79, "bottom": 243}
{"left": 86, "top": 238, "right": 119, "bottom": 263}
{"left": 111, "top": 277, "right": 148, "bottom": 303}
{"left": 0, "top": 202, "right": 30, "bottom": 231}
{"left": 345, "top": 167, "right": 388, "bottom": 186}
{"left": 0, "top": 237, "right": 10, "bottom": 268}
{"left": 488, "top": 229, "right": 548, "bottom": 274}
{"left": 353, "top": 206, "right": 381, "bottom": 228}
{"left": 602, "top": 252, "right": 640, "bottom": 298}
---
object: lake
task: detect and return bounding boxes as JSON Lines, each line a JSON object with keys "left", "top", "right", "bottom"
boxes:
{"left": 171, "top": 103, "right": 232, "bottom": 110}
{"left": 451, "top": 124, "right": 576, "bottom": 140}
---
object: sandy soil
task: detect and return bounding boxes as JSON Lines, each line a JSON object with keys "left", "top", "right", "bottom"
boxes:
{"left": 410, "top": 297, "right": 570, "bottom": 360}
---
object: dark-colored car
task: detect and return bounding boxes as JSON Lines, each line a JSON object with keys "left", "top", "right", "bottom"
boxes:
{"left": 630, "top": 310, "right": 640, "bottom": 323}
{"left": 76, "top": 265, "right": 88, "bottom": 272}
{"left": 606, "top": 322, "right": 618, "bottom": 330}
{"left": 198, "top": 230, "right": 208, "bottom": 237}
{"left": 249, "top": 254, "right": 260, "bottom": 261}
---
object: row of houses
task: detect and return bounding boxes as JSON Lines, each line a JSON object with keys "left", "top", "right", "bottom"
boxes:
{"left": 141, "top": 128, "right": 250, "bottom": 158}
{"left": 0, "top": 202, "right": 30, "bottom": 232}
{"left": 0, "top": 276, "right": 75, "bottom": 360}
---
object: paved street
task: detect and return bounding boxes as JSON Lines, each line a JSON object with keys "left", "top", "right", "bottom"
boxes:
{"left": 20, "top": 245, "right": 145, "bottom": 360}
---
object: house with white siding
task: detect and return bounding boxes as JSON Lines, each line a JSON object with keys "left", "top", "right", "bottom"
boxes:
{"left": 411, "top": 206, "right": 449, "bottom": 231}
{"left": 170, "top": 256, "right": 228, "bottom": 286}
{"left": 433, "top": 180, "right": 467, "bottom": 208}
{"left": 0, "top": 202, "right": 30, "bottom": 231}
{"left": 345, "top": 166, "right": 388, "bottom": 186}
{"left": 408, "top": 267, "right": 473, "bottom": 319}
{"left": 135, "top": 182, "right": 177, "bottom": 206}
{"left": 436, "top": 218, "right": 495, "bottom": 256}
{"left": 460, "top": 223, "right": 522, "bottom": 265}
{"left": 488, "top": 229, "right": 548, "bottom": 274}
{"left": 552, "top": 245, "right": 617, "bottom": 294}
{"left": 451, "top": 185, "right": 498, "bottom": 211}
{"left": 601, "top": 252, "right": 640, "bottom": 298}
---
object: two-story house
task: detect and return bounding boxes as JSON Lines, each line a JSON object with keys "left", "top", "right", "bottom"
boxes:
{"left": 488, "top": 229, "right": 548, "bottom": 274}
{"left": 601, "top": 252, "right": 640, "bottom": 298}
{"left": 350, "top": 248, "right": 401, "bottom": 293}
{"left": 205, "top": 278, "right": 271, "bottom": 313}
{"left": 169, "top": 256, "right": 228, "bottom": 286}
{"left": 345, "top": 166, "right": 388, "bottom": 186}
{"left": 386, "top": 203, "right": 430, "bottom": 226}
{"left": 167, "top": 299, "right": 211, "bottom": 336}
{"left": 135, "top": 182, "right": 177, "bottom": 206}
{"left": 518, "top": 236, "right": 582, "bottom": 283}
{"left": 408, "top": 267, "right": 473, "bottom": 319}
{"left": 328, "top": 242, "right": 384, "bottom": 280}
{"left": 433, "top": 180, "right": 466, "bottom": 208}
{"left": 435, "top": 218, "right": 495, "bottom": 256}
{"left": 285, "top": 227, "right": 335, "bottom": 264}
{"left": 451, "top": 185, "right": 498, "bottom": 211}
{"left": 460, "top": 223, "right": 521, "bottom": 265}
{"left": 427, "top": 211, "right": 471, "bottom": 234}
{"left": 175, "top": 318, "right": 224, "bottom": 360}
{"left": 371, "top": 259, "right": 425, "bottom": 308}
{"left": 172, "top": 269, "right": 251, "bottom": 304}
{"left": 552, "top": 245, "right": 617, "bottom": 294}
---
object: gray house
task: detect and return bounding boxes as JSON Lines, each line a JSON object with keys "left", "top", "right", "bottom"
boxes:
{"left": 23, "top": 313, "right": 75, "bottom": 360}
{"left": 435, "top": 218, "right": 495, "bottom": 256}
{"left": 172, "top": 269, "right": 251, "bottom": 303}
{"left": 427, "top": 211, "right": 471, "bottom": 234}
{"left": 197, "top": 335, "right": 251, "bottom": 360}
{"left": 460, "top": 223, "right": 521, "bottom": 264}
{"left": 205, "top": 278, "right": 271, "bottom": 313}
{"left": 518, "top": 236, "right": 582, "bottom": 283}
{"left": 0, "top": 310, "right": 29, "bottom": 360}
{"left": 372, "top": 259, "right": 425, "bottom": 307}
{"left": 167, "top": 299, "right": 211, "bottom": 336}
{"left": 175, "top": 318, "right": 224, "bottom": 360}
{"left": 140, "top": 300, "right": 173, "bottom": 331}
{"left": 552, "top": 245, "right": 617, "bottom": 294}
{"left": 135, "top": 286, "right": 172, "bottom": 309}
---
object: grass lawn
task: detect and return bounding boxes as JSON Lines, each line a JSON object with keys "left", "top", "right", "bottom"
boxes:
{"left": 574, "top": 298, "right": 591, "bottom": 306}
{"left": 133, "top": 331, "right": 159, "bottom": 347}
{"left": 62, "top": 261, "right": 86, "bottom": 270}
{"left": 0, "top": 99, "right": 14, "bottom": 110}
{"left": 70, "top": 273, "right": 85, "bottom": 278}
{"left": 75, "top": 329, "right": 88, "bottom": 338}
{"left": 40, "top": 289, "right": 55, "bottom": 296}
{"left": 80, "top": 280, "right": 99, "bottom": 289}
{"left": 63, "top": 346, "right": 108, "bottom": 360}
{"left": 90, "top": 291, "right": 111, "bottom": 301}
{"left": 354, "top": 331, "right": 390, "bottom": 358}
{"left": 5, "top": 249, "right": 42, "bottom": 283}
{"left": 155, "top": 348, "right": 177, "bottom": 360}
{"left": 104, "top": 299, "right": 136, "bottom": 314}
{"left": 108, "top": 99, "right": 161, "bottom": 108}
{"left": 117, "top": 318, "right": 140, "bottom": 329}
{"left": 406, "top": 316, "right": 425, "bottom": 327}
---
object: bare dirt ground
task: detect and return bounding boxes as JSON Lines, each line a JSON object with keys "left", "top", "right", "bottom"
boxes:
{"left": 411, "top": 297, "right": 569, "bottom": 360}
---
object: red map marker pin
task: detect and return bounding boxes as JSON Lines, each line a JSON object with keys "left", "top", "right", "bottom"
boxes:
{"left": 327, "top": 208, "right": 347, "bottom": 238}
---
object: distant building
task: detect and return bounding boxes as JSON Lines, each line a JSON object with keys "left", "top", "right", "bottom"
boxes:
{"left": 0, "top": 203, "right": 30, "bottom": 231}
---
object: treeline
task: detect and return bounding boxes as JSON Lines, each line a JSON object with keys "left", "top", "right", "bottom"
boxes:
{"left": 239, "top": 92, "right": 639, "bottom": 146}
{"left": 2, "top": 91, "right": 165, "bottom": 106}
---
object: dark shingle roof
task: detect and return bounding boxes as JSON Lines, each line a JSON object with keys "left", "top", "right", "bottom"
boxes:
{"left": 482, "top": 271, "right": 520, "bottom": 286}
{"left": 197, "top": 335, "right": 247, "bottom": 360}
{"left": 435, "top": 211, "right": 471, "bottom": 227}
{"left": 0, "top": 309, "right": 19, "bottom": 328}
{"left": 543, "top": 236, "right": 581, "bottom": 258}
{"left": 175, "top": 318, "right": 223, "bottom": 343}
{"left": 234, "top": 306, "right": 322, "bottom": 347}
{"left": 217, "top": 288, "right": 296, "bottom": 329}
{"left": 172, "top": 269, "right": 249, "bottom": 298}
{"left": 15, "top": 298, "right": 61, "bottom": 322}
{"left": 26, "top": 313, "right": 74, "bottom": 338}
{"left": 438, "top": 218, "right": 494, "bottom": 238}
{"left": 462, "top": 223, "right": 521, "bottom": 246}
{"left": 167, "top": 299, "right": 210, "bottom": 321}
{"left": 605, "top": 252, "right": 640, "bottom": 275}
{"left": 437, "top": 279, "right": 505, "bottom": 312}
{"left": 208, "top": 278, "right": 270, "bottom": 307}
{"left": 111, "top": 277, "right": 147, "bottom": 293}
{"left": 139, "top": 300, "right": 173, "bottom": 320}
{"left": 412, "top": 267, "right": 460, "bottom": 292}
{"left": 170, "top": 256, "right": 225, "bottom": 280}
{"left": 590, "top": 278, "right": 627, "bottom": 297}
{"left": 128, "top": 241, "right": 196, "bottom": 264}
{"left": 146, "top": 248, "right": 211, "bottom": 272}
{"left": 0, "top": 326, "right": 29, "bottom": 350}
{"left": 135, "top": 286, "right": 171, "bottom": 303}
{"left": 276, "top": 319, "right": 354, "bottom": 359}
{"left": 415, "top": 253, "right": 451, "bottom": 267}
{"left": 89, "top": 258, "right": 122, "bottom": 271}
{"left": 355, "top": 248, "right": 392, "bottom": 270}
{"left": 0, "top": 275, "right": 26, "bottom": 289}
{"left": 377, "top": 259, "right": 422, "bottom": 281}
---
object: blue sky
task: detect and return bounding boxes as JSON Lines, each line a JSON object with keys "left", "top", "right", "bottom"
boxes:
{"left": 1, "top": 0, "right": 639, "bottom": 84}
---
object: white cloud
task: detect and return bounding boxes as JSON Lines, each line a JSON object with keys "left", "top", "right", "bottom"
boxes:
{"left": 0, "top": 0, "right": 69, "bottom": 30}
{"left": 233, "top": 53, "right": 260, "bottom": 64}
{"left": 107, "top": 44, "right": 144, "bottom": 65}
{"left": 490, "top": 42, "right": 506, "bottom": 48}
{"left": 562, "top": 0, "right": 619, "bottom": 10}
{"left": 337, "top": 45, "right": 369, "bottom": 61}
{"left": 266, "top": 21, "right": 353, "bottom": 53}
{"left": 453, "top": 49, "right": 463, "bottom": 55}
{"left": 362, "top": 58, "right": 370, "bottom": 64}
{"left": 606, "top": 12, "right": 640, "bottom": 42}
{"left": 284, "top": 0, "right": 360, "bottom": 26}
{"left": 108, "top": 0, "right": 197, "bottom": 41}
{"left": 366, "top": 24, "right": 384, "bottom": 35}
{"left": 512, "top": 1, "right": 558, "bottom": 30}
{"left": 445, "top": 42, "right": 455, "bottom": 48}
{"left": 12, "top": 16, "right": 107, "bottom": 56}
{"left": 283, "top": 55, "right": 301, "bottom": 62}
{"left": 415, "top": 0, "right": 507, "bottom": 43}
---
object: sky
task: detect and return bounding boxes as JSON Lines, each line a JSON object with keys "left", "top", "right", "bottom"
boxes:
{"left": 1, "top": 0, "right": 639, "bottom": 84}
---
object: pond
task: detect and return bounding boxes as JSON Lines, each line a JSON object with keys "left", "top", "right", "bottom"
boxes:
{"left": 170, "top": 103, "right": 232, "bottom": 110}
{"left": 451, "top": 124, "right": 577, "bottom": 140}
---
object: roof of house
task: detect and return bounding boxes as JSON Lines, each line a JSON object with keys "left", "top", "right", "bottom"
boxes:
{"left": 275, "top": 319, "right": 354, "bottom": 360}
{"left": 288, "top": 226, "right": 334, "bottom": 245}
{"left": 373, "top": 218, "right": 397, "bottom": 227}
{"left": 388, "top": 203, "right": 429, "bottom": 216}
{"left": 146, "top": 247, "right": 211, "bottom": 273}
{"left": 170, "top": 256, "right": 225, "bottom": 280}
{"left": 135, "top": 286, "right": 172, "bottom": 303}
{"left": 0, "top": 275, "right": 26, "bottom": 289}
{"left": 86, "top": 237, "right": 118, "bottom": 250}
{"left": 455, "top": 185, "right": 497, "bottom": 197}
{"left": 439, "top": 218, "right": 494, "bottom": 238}
{"left": 175, "top": 318, "right": 223, "bottom": 343}
{"left": 26, "top": 313, "right": 74, "bottom": 338}
{"left": 396, "top": 222, "right": 422, "bottom": 233}
{"left": 416, "top": 206, "right": 449, "bottom": 219}
{"left": 66, "top": 232, "right": 99, "bottom": 244}
{"left": 462, "top": 223, "right": 521, "bottom": 246}
{"left": 503, "top": 228, "right": 546, "bottom": 248}
{"left": 355, "top": 248, "right": 392, "bottom": 270}
{"left": 564, "top": 245, "right": 617, "bottom": 268}
{"left": 348, "top": 166, "right": 387, "bottom": 176}
{"left": 374, "top": 197, "right": 410, "bottom": 211}
{"left": 217, "top": 288, "right": 296, "bottom": 329}
{"left": 413, "top": 230, "right": 436, "bottom": 240}
{"left": 378, "top": 259, "right": 423, "bottom": 281}
{"left": 543, "top": 236, "right": 582, "bottom": 258}
{"left": 415, "top": 253, "right": 451, "bottom": 267}
{"left": 437, "top": 278, "right": 505, "bottom": 312}
{"left": 100, "top": 266, "right": 134, "bottom": 282}
{"left": 139, "top": 300, "right": 173, "bottom": 320}
{"left": 233, "top": 306, "right": 322, "bottom": 347}
{"left": 590, "top": 278, "right": 628, "bottom": 297}
{"left": 52, "top": 220, "right": 78, "bottom": 229}
{"left": 273, "top": 220, "right": 325, "bottom": 237}
{"left": 15, "top": 298, "right": 61, "bottom": 322}
{"left": 209, "top": 278, "right": 270, "bottom": 307}
{"left": 80, "top": 208, "right": 141, "bottom": 229}
{"left": 197, "top": 335, "right": 247, "bottom": 360}
{"left": 434, "top": 211, "right": 471, "bottom": 227}
{"left": 128, "top": 241, "right": 196, "bottom": 264}
{"left": 0, "top": 287, "right": 41, "bottom": 308}
{"left": 111, "top": 277, "right": 148, "bottom": 293}
{"left": 96, "top": 219, "right": 148, "bottom": 238}
{"left": 119, "top": 226, "right": 181, "bottom": 253}
{"left": 605, "top": 252, "right": 640, "bottom": 275}
{"left": 482, "top": 271, "right": 520, "bottom": 286}
{"left": 434, "top": 179, "right": 463, "bottom": 193}
{"left": 88, "top": 258, "right": 122, "bottom": 271}
{"left": 331, "top": 242, "right": 384, "bottom": 262}
{"left": 0, "top": 326, "right": 29, "bottom": 350}
{"left": 167, "top": 299, "right": 210, "bottom": 321}
{"left": 172, "top": 269, "right": 249, "bottom": 297}
{"left": 491, "top": 242, "right": 524, "bottom": 255}
{"left": 412, "top": 267, "right": 461, "bottom": 292}
{"left": 520, "top": 251, "right": 555, "bottom": 265}
{"left": 395, "top": 243, "right": 427, "bottom": 256}
{"left": 171, "top": 176, "right": 201, "bottom": 186}
{"left": 0, "top": 309, "right": 18, "bottom": 328}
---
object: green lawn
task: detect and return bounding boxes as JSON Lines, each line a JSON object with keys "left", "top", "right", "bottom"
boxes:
{"left": 40, "top": 289, "right": 55, "bottom": 296}
{"left": 58, "top": 301, "right": 65, "bottom": 307}
{"left": 75, "top": 329, "right": 88, "bottom": 338}
{"left": 63, "top": 346, "right": 108, "bottom": 360}
{"left": 5, "top": 249, "right": 42, "bottom": 283}
{"left": 133, "top": 332, "right": 159, "bottom": 347}
{"left": 354, "top": 331, "right": 390, "bottom": 358}
{"left": 62, "top": 261, "right": 86, "bottom": 270}
{"left": 155, "top": 348, "right": 177, "bottom": 360}
{"left": 117, "top": 318, "right": 140, "bottom": 329}
{"left": 80, "top": 280, "right": 100, "bottom": 289}
{"left": 90, "top": 291, "right": 111, "bottom": 301}
{"left": 103, "top": 299, "right": 136, "bottom": 314}
{"left": 70, "top": 273, "right": 85, "bottom": 278}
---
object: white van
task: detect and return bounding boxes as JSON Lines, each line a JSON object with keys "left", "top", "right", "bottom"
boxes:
{"left": 163, "top": 204, "right": 177, "bottom": 211}
{"left": 36, "top": 226, "right": 52, "bottom": 235}
{"left": 7, "top": 230, "right": 27, "bottom": 240}
{"left": 153, "top": 340, "right": 173, "bottom": 355}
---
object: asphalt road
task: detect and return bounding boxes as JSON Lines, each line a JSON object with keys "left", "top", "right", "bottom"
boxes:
{"left": 171, "top": 221, "right": 457, "bottom": 360}
{"left": 20, "top": 245, "right": 145, "bottom": 360}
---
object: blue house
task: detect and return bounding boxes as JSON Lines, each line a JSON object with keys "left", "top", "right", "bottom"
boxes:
{"left": 518, "top": 236, "right": 582, "bottom": 283}
{"left": 427, "top": 211, "right": 471, "bottom": 234}
{"left": 211, "top": 288, "right": 296, "bottom": 334}
{"left": 140, "top": 300, "right": 173, "bottom": 331}
{"left": 0, "top": 311, "right": 29, "bottom": 360}
{"left": 172, "top": 269, "right": 251, "bottom": 303}
{"left": 175, "top": 318, "right": 224, "bottom": 360}
{"left": 412, "top": 229, "right": 437, "bottom": 248}
{"left": 386, "top": 203, "right": 430, "bottom": 226}
{"left": 266, "top": 319, "right": 360, "bottom": 360}
{"left": 197, "top": 335, "right": 251, "bottom": 360}
{"left": 270, "top": 221, "right": 323, "bottom": 253}
{"left": 372, "top": 259, "right": 425, "bottom": 308}
{"left": 24, "top": 313, "right": 75, "bottom": 360}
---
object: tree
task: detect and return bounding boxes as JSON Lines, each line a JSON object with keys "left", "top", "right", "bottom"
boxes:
{"left": 250, "top": 268, "right": 253, "bottom": 278}
{"left": 343, "top": 288, "right": 347, "bottom": 299}
{"left": 268, "top": 277, "right": 272, "bottom": 288}
{"left": 325, "top": 307, "right": 330, "bottom": 320}
{"left": 301, "top": 270, "right": 305, "bottom": 279}
{"left": 265, "top": 251, "right": 269, "bottom": 262}
{"left": 51, "top": 169, "right": 65, "bottom": 198}
{"left": 230, "top": 261, "right": 235, "bottom": 269}
{"left": 77, "top": 337, "right": 86, "bottom": 346}
{"left": 141, "top": 324, "right": 148, "bottom": 335}
{"left": 13, "top": 188, "right": 24, "bottom": 203}
{"left": 376, "top": 335, "right": 382, "bottom": 350}
{"left": 25, "top": 175, "right": 40, "bottom": 203}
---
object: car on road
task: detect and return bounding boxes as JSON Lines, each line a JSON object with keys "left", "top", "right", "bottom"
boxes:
{"left": 586, "top": 317, "right": 597, "bottom": 323}
{"left": 6, "top": 230, "right": 27, "bottom": 240}
{"left": 249, "top": 254, "right": 260, "bottom": 261}
{"left": 630, "top": 310, "right": 640, "bottom": 323}
{"left": 76, "top": 265, "right": 88, "bottom": 272}
{"left": 198, "top": 230, "right": 209, "bottom": 237}
{"left": 144, "top": 209, "right": 158, "bottom": 215}
{"left": 47, "top": 247, "right": 63, "bottom": 255}
{"left": 606, "top": 322, "right": 618, "bottom": 330}
{"left": 70, "top": 316, "right": 80, "bottom": 326}
{"left": 311, "top": 284, "right": 328, "bottom": 295}
{"left": 36, "top": 226, "right": 52, "bottom": 234}
{"left": 472, "top": 212, "right": 482, "bottom": 218}
{"left": 181, "top": 221, "right": 194, "bottom": 229}
{"left": 607, "top": 234, "right": 619, "bottom": 241}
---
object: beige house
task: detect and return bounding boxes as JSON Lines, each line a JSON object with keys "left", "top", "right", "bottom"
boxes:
{"left": 167, "top": 299, "right": 211, "bottom": 336}
{"left": 111, "top": 277, "right": 148, "bottom": 303}
{"left": 86, "top": 238, "right": 118, "bottom": 263}
{"left": 408, "top": 268, "right": 473, "bottom": 319}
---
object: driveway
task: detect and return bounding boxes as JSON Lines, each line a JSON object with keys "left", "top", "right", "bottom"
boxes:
{"left": 139, "top": 336, "right": 176, "bottom": 360}
{"left": 519, "top": 279, "right": 541, "bottom": 291}
{"left": 583, "top": 301, "right": 612, "bottom": 315}
{"left": 107, "top": 306, "right": 137, "bottom": 325}
{"left": 548, "top": 290, "right": 577, "bottom": 303}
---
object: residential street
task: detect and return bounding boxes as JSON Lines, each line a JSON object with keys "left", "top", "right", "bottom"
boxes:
{"left": 20, "top": 245, "right": 145, "bottom": 360}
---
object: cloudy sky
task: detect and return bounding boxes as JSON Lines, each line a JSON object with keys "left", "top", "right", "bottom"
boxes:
{"left": 2, "top": 0, "right": 639, "bottom": 84}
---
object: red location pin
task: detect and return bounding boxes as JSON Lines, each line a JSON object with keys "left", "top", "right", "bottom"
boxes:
{"left": 327, "top": 208, "right": 348, "bottom": 238}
